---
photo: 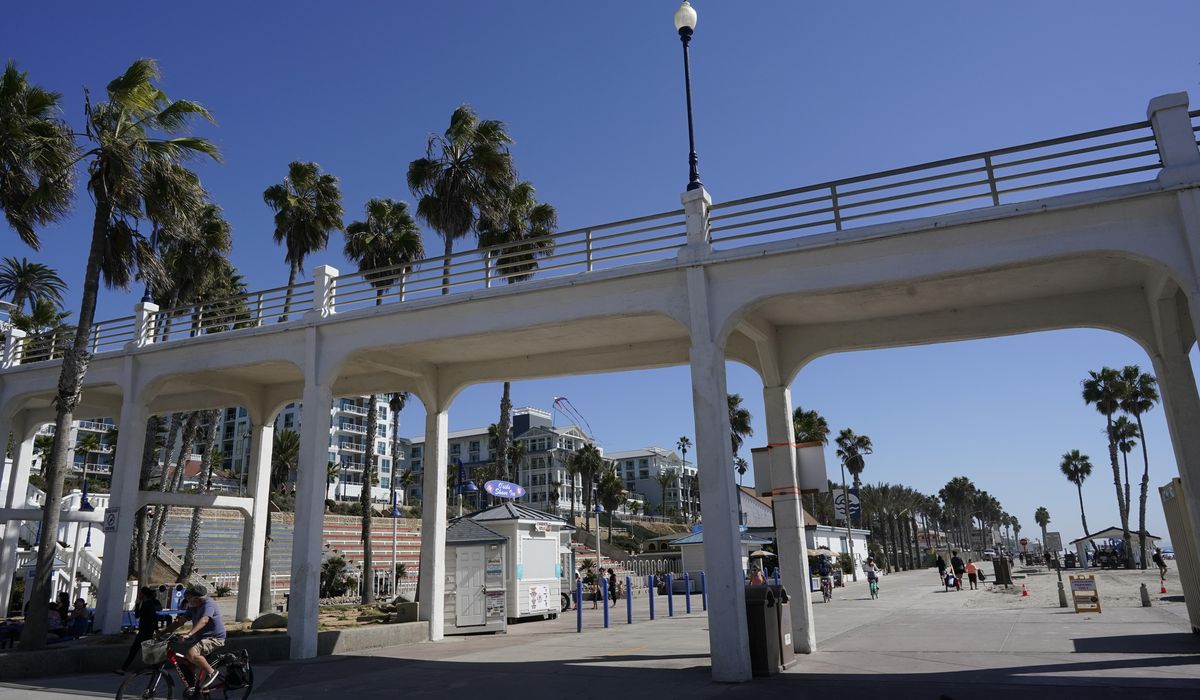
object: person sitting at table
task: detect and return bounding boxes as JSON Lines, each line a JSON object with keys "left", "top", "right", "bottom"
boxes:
{"left": 69, "top": 598, "right": 90, "bottom": 636}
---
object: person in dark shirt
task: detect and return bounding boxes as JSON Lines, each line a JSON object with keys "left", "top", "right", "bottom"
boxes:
{"left": 950, "top": 551, "right": 966, "bottom": 591}
{"left": 117, "top": 587, "right": 162, "bottom": 674}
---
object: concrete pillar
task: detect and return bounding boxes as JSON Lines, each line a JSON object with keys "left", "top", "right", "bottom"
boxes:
{"left": 0, "top": 421, "right": 34, "bottom": 616}
{"left": 236, "top": 420, "right": 273, "bottom": 621}
{"left": 1148, "top": 93, "right": 1200, "bottom": 171}
{"left": 130, "top": 302, "right": 159, "bottom": 348}
{"left": 308, "top": 265, "right": 339, "bottom": 319}
{"left": 417, "top": 407, "right": 449, "bottom": 639}
{"left": 96, "top": 394, "right": 149, "bottom": 633}
{"left": 1, "top": 328, "right": 26, "bottom": 368}
{"left": 762, "top": 385, "right": 817, "bottom": 654}
{"left": 288, "top": 380, "right": 333, "bottom": 658}
{"left": 689, "top": 337, "right": 752, "bottom": 682}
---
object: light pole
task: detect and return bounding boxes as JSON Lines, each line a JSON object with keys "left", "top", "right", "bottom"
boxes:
{"left": 69, "top": 485, "right": 95, "bottom": 600}
{"left": 389, "top": 493, "right": 402, "bottom": 600}
{"left": 674, "top": 1, "right": 702, "bottom": 191}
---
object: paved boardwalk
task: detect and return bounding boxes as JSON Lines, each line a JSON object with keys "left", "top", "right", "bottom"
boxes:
{"left": 3, "top": 568, "right": 1197, "bottom": 699}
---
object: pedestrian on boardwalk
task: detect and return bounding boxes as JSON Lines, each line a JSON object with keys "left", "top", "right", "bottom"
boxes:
{"left": 1152, "top": 548, "right": 1168, "bottom": 581}
{"left": 607, "top": 569, "right": 618, "bottom": 606}
{"left": 749, "top": 566, "right": 766, "bottom": 586}
{"left": 950, "top": 551, "right": 965, "bottom": 591}
{"left": 936, "top": 555, "right": 947, "bottom": 581}
{"left": 117, "top": 587, "right": 162, "bottom": 674}
{"left": 965, "top": 559, "right": 978, "bottom": 590}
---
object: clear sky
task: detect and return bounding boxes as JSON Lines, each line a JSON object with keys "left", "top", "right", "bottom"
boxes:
{"left": 6, "top": 1, "right": 1200, "bottom": 547}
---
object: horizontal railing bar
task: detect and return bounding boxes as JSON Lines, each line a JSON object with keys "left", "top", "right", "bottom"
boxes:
{"left": 992, "top": 134, "right": 1156, "bottom": 170}
{"left": 710, "top": 203, "right": 838, "bottom": 235}
{"left": 711, "top": 216, "right": 838, "bottom": 243}
{"left": 992, "top": 148, "right": 1159, "bottom": 185}
{"left": 994, "top": 163, "right": 1160, "bottom": 198}
{"left": 709, "top": 191, "right": 833, "bottom": 224}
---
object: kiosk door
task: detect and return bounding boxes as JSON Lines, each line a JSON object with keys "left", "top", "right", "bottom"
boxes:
{"left": 456, "top": 546, "right": 486, "bottom": 627}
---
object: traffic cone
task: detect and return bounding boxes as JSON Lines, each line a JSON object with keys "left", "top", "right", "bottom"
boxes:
{"left": 1021, "top": 584, "right": 1029, "bottom": 597}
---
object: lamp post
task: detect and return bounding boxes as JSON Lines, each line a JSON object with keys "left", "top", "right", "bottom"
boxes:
{"left": 837, "top": 456, "right": 859, "bottom": 582}
{"left": 389, "top": 492, "right": 402, "bottom": 600}
{"left": 69, "top": 485, "right": 95, "bottom": 600}
{"left": 455, "top": 459, "right": 478, "bottom": 518}
{"left": 674, "top": 1, "right": 702, "bottom": 191}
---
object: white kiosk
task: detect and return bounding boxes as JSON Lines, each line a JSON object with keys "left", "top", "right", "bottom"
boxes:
{"left": 470, "top": 503, "right": 575, "bottom": 623}
{"left": 443, "top": 518, "right": 508, "bottom": 635}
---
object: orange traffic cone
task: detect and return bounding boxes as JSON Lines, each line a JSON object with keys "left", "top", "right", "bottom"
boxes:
{"left": 1021, "top": 584, "right": 1029, "bottom": 597}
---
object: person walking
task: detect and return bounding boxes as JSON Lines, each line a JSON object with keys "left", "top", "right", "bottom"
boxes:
{"left": 965, "top": 559, "right": 978, "bottom": 590}
{"left": 607, "top": 569, "right": 619, "bottom": 607}
{"left": 749, "top": 566, "right": 767, "bottom": 586}
{"left": 1152, "top": 548, "right": 1169, "bottom": 582}
{"left": 950, "top": 551, "right": 966, "bottom": 591}
{"left": 117, "top": 587, "right": 162, "bottom": 674}
{"left": 936, "top": 554, "right": 947, "bottom": 581}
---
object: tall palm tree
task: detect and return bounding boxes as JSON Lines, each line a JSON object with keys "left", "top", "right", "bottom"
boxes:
{"left": 11, "top": 298, "right": 72, "bottom": 361}
{"left": 727, "top": 394, "right": 753, "bottom": 457}
{"left": 179, "top": 409, "right": 220, "bottom": 581}
{"left": 835, "top": 429, "right": 874, "bottom": 495}
{"left": 271, "top": 429, "right": 300, "bottom": 490}
{"left": 655, "top": 471, "right": 673, "bottom": 517}
{"left": 1034, "top": 507, "right": 1051, "bottom": 557}
{"left": 1060, "top": 449, "right": 1093, "bottom": 539}
{"left": 387, "top": 392, "right": 411, "bottom": 504}
{"left": 263, "top": 161, "right": 343, "bottom": 321}
{"left": 1110, "top": 415, "right": 1138, "bottom": 537}
{"left": 0, "top": 61, "right": 75, "bottom": 250}
{"left": 398, "top": 468, "right": 416, "bottom": 506}
{"left": 564, "top": 457, "right": 581, "bottom": 524}
{"left": 1119, "top": 365, "right": 1159, "bottom": 569}
{"left": 571, "top": 443, "right": 604, "bottom": 532}
{"left": 0, "top": 257, "right": 66, "bottom": 314}
{"left": 327, "top": 461, "right": 341, "bottom": 502}
{"left": 476, "top": 180, "right": 557, "bottom": 484}
{"left": 792, "top": 406, "right": 830, "bottom": 444}
{"left": 359, "top": 399, "right": 379, "bottom": 604}
{"left": 344, "top": 198, "right": 424, "bottom": 304}
{"left": 1082, "top": 368, "right": 1133, "bottom": 567}
{"left": 597, "top": 465, "right": 625, "bottom": 543}
{"left": 74, "top": 431, "right": 102, "bottom": 489}
{"left": 548, "top": 480, "right": 562, "bottom": 514}
{"left": 676, "top": 436, "right": 692, "bottom": 518}
{"left": 3, "top": 59, "right": 220, "bottom": 650}
{"left": 407, "top": 104, "right": 516, "bottom": 294}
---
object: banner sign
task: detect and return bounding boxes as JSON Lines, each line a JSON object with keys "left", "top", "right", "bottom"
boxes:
{"left": 484, "top": 480, "right": 526, "bottom": 499}
{"left": 834, "top": 489, "right": 861, "bottom": 525}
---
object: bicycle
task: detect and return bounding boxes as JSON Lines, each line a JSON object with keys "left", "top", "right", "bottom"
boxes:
{"left": 868, "top": 574, "right": 879, "bottom": 600}
{"left": 820, "top": 575, "right": 833, "bottom": 603}
{"left": 116, "top": 634, "right": 253, "bottom": 700}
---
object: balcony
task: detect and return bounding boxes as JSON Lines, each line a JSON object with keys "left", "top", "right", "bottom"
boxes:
{"left": 339, "top": 441, "right": 366, "bottom": 452}
{"left": 76, "top": 420, "right": 114, "bottom": 432}
{"left": 339, "top": 403, "right": 368, "bottom": 416}
{"left": 339, "top": 422, "right": 367, "bottom": 434}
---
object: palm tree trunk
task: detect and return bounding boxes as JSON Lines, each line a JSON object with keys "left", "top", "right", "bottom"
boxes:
{"left": 1105, "top": 415, "right": 1133, "bottom": 568}
{"left": 361, "top": 396, "right": 377, "bottom": 604}
{"left": 21, "top": 198, "right": 110, "bottom": 650}
{"left": 281, "top": 262, "right": 297, "bottom": 322}
{"left": 135, "top": 416, "right": 162, "bottom": 581}
{"left": 179, "top": 410, "right": 219, "bottom": 581}
{"left": 441, "top": 235, "right": 453, "bottom": 295}
{"left": 148, "top": 413, "right": 199, "bottom": 570}
{"left": 497, "top": 382, "right": 512, "bottom": 481}
{"left": 144, "top": 413, "right": 181, "bottom": 576}
{"left": 1135, "top": 414, "right": 1150, "bottom": 570}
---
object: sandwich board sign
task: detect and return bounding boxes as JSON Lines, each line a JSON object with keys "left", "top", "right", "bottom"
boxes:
{"left": 1069, "top": 574, "right": 1101, "bottom": 613}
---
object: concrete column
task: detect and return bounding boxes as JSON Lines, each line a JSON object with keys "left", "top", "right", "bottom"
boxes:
{"left": 0, "top": 422, "right": 34, "bottom": 616}
{"left": 689, "top": 336, "right": 752, "bottom": 682}
{"left": 1150, "top": 340, "right": 1200, "bottom": 578}
{"left": 96, "top": 394, "right": 149, "bottom": 633}
{"left": 418, "top": 407, "right": 449, "bottom": 639}
{"left": 288, "top": 380, "right": 333, "bottom": 658}
{"left": 130, "top": 302, "right": 159, "bottom": 348}
{"left": 762, "top": 385, "right": 817, "bottom": 654}
{"left": 307, "top": 265, "right": 339, "bottom": 319}
{"left": 1, "top": 328, "right": 26, "bottom": 368}
{"left": 1149, "top": 93, "right": 1200, "bottom": 170}
{"left": 236, "top": 420, "right": 273, "bottom": 621}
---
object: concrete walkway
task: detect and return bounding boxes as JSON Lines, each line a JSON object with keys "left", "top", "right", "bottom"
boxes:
{"left": 3, "top": 568, "right": 1197, "bottom": 699}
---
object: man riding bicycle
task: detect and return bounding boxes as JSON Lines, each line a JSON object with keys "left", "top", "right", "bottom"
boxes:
{"left": 159, "top": 584, "right": 226, "bottom": 690}
{"left": 817, "top": 553, "right": 834, "bottom": 600}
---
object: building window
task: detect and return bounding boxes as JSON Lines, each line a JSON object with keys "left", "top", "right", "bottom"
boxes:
{"left": 412, "top": 446, "right": 422, "bottom": 458}
{"left": 450, "top": 444, "right": 461, "bottom": 456}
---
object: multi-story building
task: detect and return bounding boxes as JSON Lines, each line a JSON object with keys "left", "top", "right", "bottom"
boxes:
{"left": 219, "top": 396, "right": 410, "bottom": 504}
{"left": 403, "top": 425, "right": 494, "bottom": 504}
{"left": 511, "top": 407, "right": 591, "bottom": 516}
{"left": 607, "top": 447, "right": 699, "bottom": 518}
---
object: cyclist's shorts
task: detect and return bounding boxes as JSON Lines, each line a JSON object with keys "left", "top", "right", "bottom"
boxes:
{"left": 181, "top": 637, "right": 225, "bottom": 657}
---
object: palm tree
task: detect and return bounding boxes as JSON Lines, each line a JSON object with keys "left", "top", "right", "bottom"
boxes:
{"left": 0, "top": 257, "right": 66, "bottom": 314}
{"left": 407, "top": 105, "right": 516, "bottom": 294}
{"left": 387, "top": 392, "right": 411, "bottom": 504}
{"left": 792, "top": 406, "right": 830, "bottom": 444}
{"left": 597, "top": 465, "right": 625, "bottom": 543}
{"left": 398, "top": 468, "right": 416, "bottom": 506}
{"left": 676, "top": 436, "right": 692, "bottom": 518}
{"left": 263, "top": 161, "right": 344, "bottom": 321}
{"left": 727, "top": 394, "right": 753, "bottom": 457}
{"left": 835, "top": 429, "right": 874, "bottom": 495}
{"left": 548, "top": 480, "right": 562, "bottom": 514}
{"left": 344, "top": 198, "right": 424, "bottom": 304}
{"left": 564, "top": 458, "right": 581, "bottom": 524}
{"left": 655, "top": 472, "right": 673, "bottom": 517}
{"left": 1082, "top": 368, "right": 1133, "bottom": 567}
{"left": 507, "top": 439, "right": 527, "bottom": 491}
{"left": 359, "top": 398, "right": 378, "bottom": 605}
{"left": 179, "top": 410, "right": 220, "bottom": 581}
{"left": 74, "top": 432, "right": 102, "bottom": 490}
{"left": 1111, "top": 415, "right": 1138, "bottom": 537}
{"left": 1060, "top": 449, "right": 1093, "bottom": 539}
{"left": 1034, "top": 507, "right": 1051, "bottom": 557}
{"left": 0, "top": 61, "right": 75, "bottom": 250}
{"left": 12, "top": 298, "right": 72, "bottom": 361}
{"left": 570, "top": 443, "right": 604, "bottom": 532}
{"left": 327, "top": 461, "right": 341, "bottom": 502}
{"left": 152, "top": 200, "right": 232, "bottom": 337}
{"left": 1119, "top": 365, "right": 1159, "bottom": 569}
{"left": 5, "top": 59, "right": 220, "bottom": 649}
{"left": 939, "top": 476, "right": 976, "bottom": 554}
{"left": 271, "top": 429, "right": 300, "bottom": 491}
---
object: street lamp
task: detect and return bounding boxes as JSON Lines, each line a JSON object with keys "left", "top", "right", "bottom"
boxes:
{"left": 389, "top": 490, "right": 402, "bottom": 600}
{"left": 455, "top": 459, "right": 478, "bottom": 518}
{"left": 674, "top": 1, "right": 702, "bottom": 191}
{"left": 70, "top": 483, "right": 95, "bottom": 600}
{"left": 837, "top": 455, "right": 859, "bottom": 582}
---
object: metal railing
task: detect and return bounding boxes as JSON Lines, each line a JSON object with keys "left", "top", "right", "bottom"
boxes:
{"left": 708, "top": 117, "right": 1163, "bottom": 248}
{"left": 2, "top": 113, "right": 1190, "bottom": 369}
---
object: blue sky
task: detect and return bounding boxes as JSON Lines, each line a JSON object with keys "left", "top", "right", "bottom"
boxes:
{"left": 6, "top": 1, "right": 1200, "bottom": 546}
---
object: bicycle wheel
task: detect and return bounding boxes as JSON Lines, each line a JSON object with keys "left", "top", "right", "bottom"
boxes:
{"left": 116, "top": 669, "right": 174, "bottom": 700}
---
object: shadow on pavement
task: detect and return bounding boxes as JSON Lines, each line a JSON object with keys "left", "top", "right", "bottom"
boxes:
{"left": 1073, "top": 633, "right": 1200, "bottom": 654}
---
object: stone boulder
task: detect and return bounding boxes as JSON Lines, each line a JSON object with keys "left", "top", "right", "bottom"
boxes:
{"left": 250, "top": 612, "right": 287, "bottom": 630}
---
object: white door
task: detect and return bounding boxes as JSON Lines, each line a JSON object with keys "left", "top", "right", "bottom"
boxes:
{"left": 456, "top": 546, "right": 486, "bottom": 627}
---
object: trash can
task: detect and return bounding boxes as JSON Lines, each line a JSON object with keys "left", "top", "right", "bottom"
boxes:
{"left": 993, "top": 557, "right": 1013, "bottom": 586}
{"left": 744, "top": 586, "right": 781, "bottom": 677}
{"left": 767, "top": 585, "right": 797, "bottom": 670}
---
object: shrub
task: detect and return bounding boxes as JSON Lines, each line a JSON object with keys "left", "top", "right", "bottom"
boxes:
{"left": 215, "top": 584, "right": 232, "bottom": 598}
